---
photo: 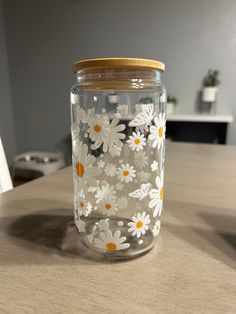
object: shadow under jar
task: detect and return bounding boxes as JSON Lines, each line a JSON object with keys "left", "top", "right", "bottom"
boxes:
{"left": 71, "top": 58, "right": 166, "bottom": 260}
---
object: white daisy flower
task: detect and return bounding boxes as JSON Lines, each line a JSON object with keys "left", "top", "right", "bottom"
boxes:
{"left": 104, "top": 163, "right": 117, "bottom": 177}
{"left": 88, "top": 186, "right": 98, "bottom": 193}
{"left": 99, "top": 198, "right": 118, "bottom": 215}
{"left": 97, "top": 160, "right": 105, "bottom": 168}
{"left": 86, "top": 202, "right": 92, "bottom": 212}
{"left": 97, "top": 219, "right": 109, "bottom": 231}
{"left": 116, "top": 104, "right": 129, "bottom": 117}
{"left": 149, "top": 113, "right": 166, "bottom": 149}
{"left": 75, "top": 199, "right": 92, "bottom": 217}
{"left": 106, "top": 118, "right": 126, "bottom": 153}
{"left": 116, "top": 183, "right": 124, "bottom": 191}
{"left": 117, "top": 221, "right": 124, "bottom": 227}
{"left": 117, "top": 163, "right": 136, "bottom": 183}
{"left": 153, "top": 219, "right": 161, "bottom": 237}
{"left": 127, "top": 131, "right": 146, "bottom": 152}
{"left": 77, "top": 107, "right": 88, "bottom": 123}
{"left": 117, "top": 196, "right": 128, "bottom": 210}
{"left": 94, "top": 230, "right": 130, "bottom": 251}
{"left": 95, "top": 183, "right": 117, "bottom": 203}
{"left": 134, "top": 151, "right": 148, "bottom": 169}
{"left": 149, "top": 171, "right": 164, "bottom": 217}
{"left": 128, "top": 212, "right": 150, "bottom": 238}
{"left": 109, "top": 145, "right": 121, "bottom": 157}
{"left": 73, "top": 142, "right": 101, "bottom": 190}
{"left": 151, "top": 160, "right": 158, "bottom": 172}
{"left": 88, "top": 116, "right": 109, "bottom": 146}
{"left": 137, "top": 171, "right": 151, "bottom": 183}
{"left": 74, "top": 218, "right": 85, "bottom": 232}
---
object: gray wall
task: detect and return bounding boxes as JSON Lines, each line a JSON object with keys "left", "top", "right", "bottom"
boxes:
{"left": 0, "top": 0, "right": 16, "bottom": 163}
{"left": 3, "top": 0, "right": 236, "bottom": 155}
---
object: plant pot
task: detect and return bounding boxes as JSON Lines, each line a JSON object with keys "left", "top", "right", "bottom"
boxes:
{"left": 202, "top": 87, "right": 218, "bottom": 102}
{"left": 166, "top": 102, "right": 175, "bottom": 115}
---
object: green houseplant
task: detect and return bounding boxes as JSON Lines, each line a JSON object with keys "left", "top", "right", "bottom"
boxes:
{"left": 167, "top": 95, "right": 178, "bottom": 114}
{"left": 202, "top": 70, "right": 220, "bottom": 102}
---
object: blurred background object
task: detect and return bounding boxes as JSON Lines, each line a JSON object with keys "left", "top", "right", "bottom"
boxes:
{"left": 0, "top": 0, "right": 236, "bottom": 185}
{"left": 0, "top": 137, "right": 13, "bottom": 193}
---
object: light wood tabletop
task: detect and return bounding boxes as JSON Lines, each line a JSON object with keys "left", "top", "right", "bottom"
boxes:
{"left": 0, "top": 142, "right": 236, "bottom": 314}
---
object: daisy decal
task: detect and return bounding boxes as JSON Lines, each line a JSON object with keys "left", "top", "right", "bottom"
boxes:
{"left": 106, "top": 118, "right": 126, "bottom": 154}
{"left": 134, "top": 151, "right": 148, "bottom": 169}
{"left": 95, "top": 183, "right": 117, "bottom": 203}
{"left": 128, "top": 212, "right": 150, "bottom": 238}
{"left": 74, "top": 218, "right": 85, "bottom": 232}
{"left": 94, "top": 230, "right": 130, "bottom": 251}
{"left": 97, "top": 160, "right": 105, "bottom": 168}
{"left": 97, "top": 219, "right": 109, "bottom": 232}
{"left": 149, "top": 113, "right": 166, "bottom": 149}
{"left": 73, "top": 142, "right": 101, "bottom": 189}
{"left": 149, "top": 171, "right": 164, "bottom": 217}
{"left": 152, "top": 220, "right": 161, "bottom": 237}
{"left": 109, "top": 145, "right": 121, "bottom": 157}
{"left": 88, "top": 116, "right": 109, "bottom": 147}
{"left": 117, "top": 163, "right": 136, "bottom": 183}
{"left": 127, "top": 131, "right": 146, "bottom": 152}
{"left": 99, "top": 198, "right": 118, "bottom": 215}
{"left": 116, "top": 104, "right": 129, "bottom": 118}
{"left": 151, "top": 160, "right": 158, "bottom": 172}
{"left": 116, "top": 183, "right": 124, "bottom": 191}
{"left": 76, "top": 199, "right": 92, "bottom": 217}
{"left": 104, "top": 163, "right": 117, "bottom": 177}
{"left": 137, "top": 171, "right": 151, "bottom": 183}
{"left": 117, "top": 196, "right": 128, "bottom": 210}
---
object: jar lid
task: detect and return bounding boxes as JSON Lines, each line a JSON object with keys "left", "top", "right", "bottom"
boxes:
{"left": 72, "top": 58, "right": 165, "bottom": 73}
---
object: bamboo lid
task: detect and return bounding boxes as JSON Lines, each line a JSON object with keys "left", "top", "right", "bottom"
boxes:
{"left": 72, "top": 58, "right": 165, "bottom": 73}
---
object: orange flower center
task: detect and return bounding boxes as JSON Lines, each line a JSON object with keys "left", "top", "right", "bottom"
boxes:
{"left": 136, "top": 220, "right": 143, "bottom": 229}
{"left": 94, "top": 124, "right": 102, "bottom": 133}
{"left": 105, "top": 203, "right": 111, "bottom": 209}
{"left": 106, "top": 242, "right": 117, "bottom": 251}
{"left": 76, "top": 162, "right": 84, "bottom": 177}
{"left": 134, "top": 138, "right": 141, "bottom": 145}
{"left": 158, "top": 127, "right": 164, "bottom": 138}
{"left": 80, "top": 202, "right": 84, "bottom": 208}
{"left": 160, "top": 186, "right": 164, "bottom": 200}
{"left": 123, "top": 170, "right": 129, "bottom": 177}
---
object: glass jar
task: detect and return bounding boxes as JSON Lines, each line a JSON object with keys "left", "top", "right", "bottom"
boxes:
{"left": 71, "top": 58, "right": 166, "bottom": 259}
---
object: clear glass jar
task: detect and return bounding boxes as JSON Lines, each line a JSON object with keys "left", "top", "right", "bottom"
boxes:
{"left": 71, "top": 58, "right": 166, "bottom": 259}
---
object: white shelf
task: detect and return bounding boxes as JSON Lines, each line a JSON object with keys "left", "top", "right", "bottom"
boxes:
{"left": 167, "top": 113, "right": 234, "bottom": 123}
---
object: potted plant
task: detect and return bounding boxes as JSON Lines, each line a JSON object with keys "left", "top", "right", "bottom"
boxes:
{"left": 166, "top": 95, "right": 178, "bottom": 114}
{"left": 202, "top": 70, "right": 220, "bottom": 102}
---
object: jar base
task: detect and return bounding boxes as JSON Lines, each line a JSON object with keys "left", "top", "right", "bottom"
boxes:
{"left": 78, "top": 217, "right": 155, "bottom": 260}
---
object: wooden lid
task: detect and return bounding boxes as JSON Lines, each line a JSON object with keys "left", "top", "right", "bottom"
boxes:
{"left": 72, "top": 58, "right": 165, "bottom": 73}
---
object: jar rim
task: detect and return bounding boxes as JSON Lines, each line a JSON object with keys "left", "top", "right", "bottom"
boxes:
{"left": 72, "top": 58, "right": 165, "bottom": 73}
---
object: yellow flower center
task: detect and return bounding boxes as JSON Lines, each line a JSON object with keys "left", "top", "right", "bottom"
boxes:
{"left": 136, "top": 220, "right": 143, "bottom": 229}
{"left": 158, "top": 127, "right": 164, "bottom": 138}
{"left": 105, "top": 203, "right": 111, "bottom": 209}
{"left": 123, "top": 170, "right": 129, "bottom": 177}
{"left": 134, "top": 138, "right": 141, "bottom": 145}
{"left": 80, "top": 202, "right": 84, "bottom": 208}
{"left": 160, "top": 186, "right": 164, "bottom": 200}
{"left": 106, "top": 242, "right": 117, "bottom": 251}
{"left": 76, "top": 162, "right": 84, "bottom": 177}
{"left": 94, "top": 124, "right": 102, "bottom": 133}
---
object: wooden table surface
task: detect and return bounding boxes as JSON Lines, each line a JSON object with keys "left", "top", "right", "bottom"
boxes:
{"left": 0, "top": 142, "right": 236, "bottom": 314}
